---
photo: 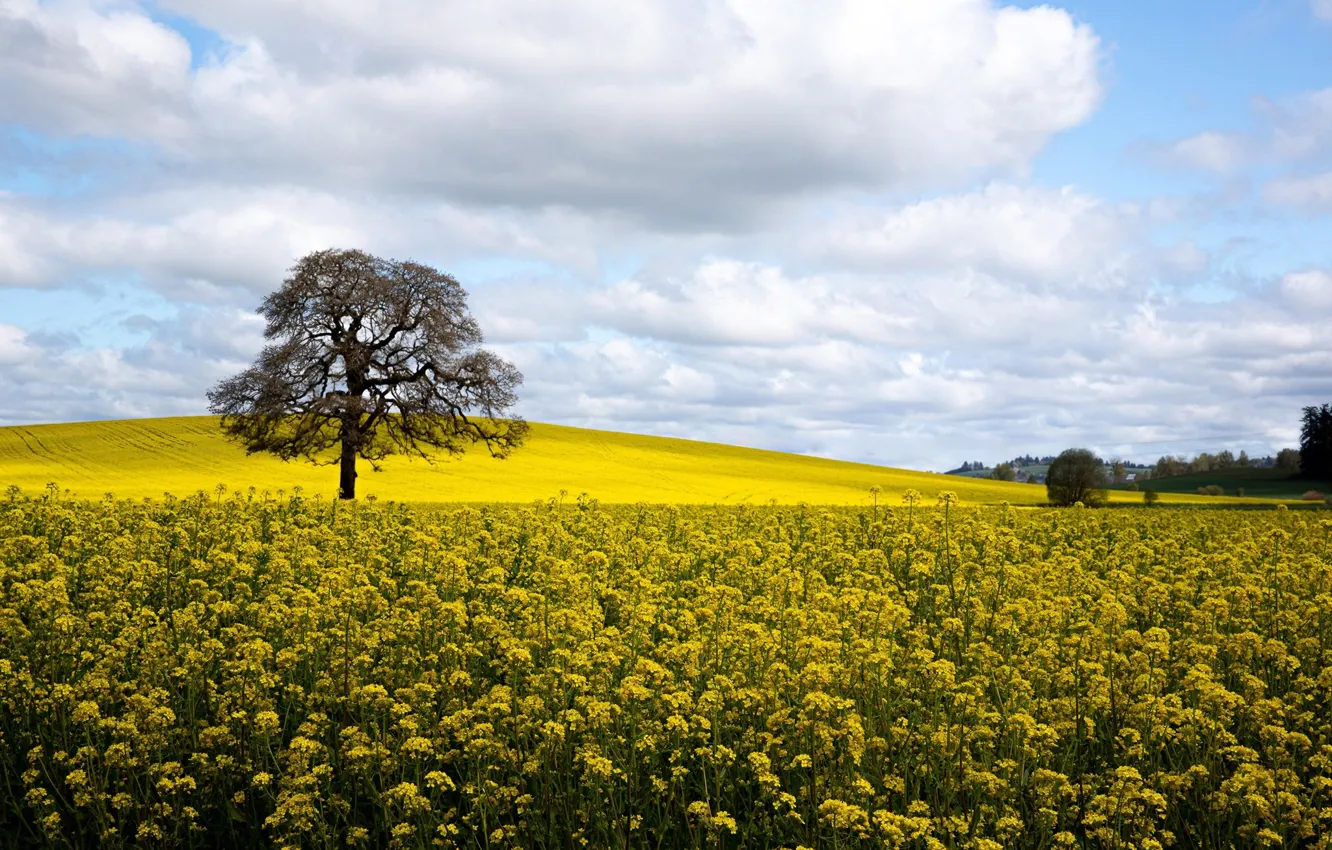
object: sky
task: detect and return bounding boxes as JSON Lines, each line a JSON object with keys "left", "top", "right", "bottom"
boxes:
{"left": 1, "top": 0, "right": 1330, "bottom": 471}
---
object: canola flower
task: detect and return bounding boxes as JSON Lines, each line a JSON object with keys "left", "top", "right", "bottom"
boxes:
{"left": 1, "top": 484, "right": 1331, "bottom": 848}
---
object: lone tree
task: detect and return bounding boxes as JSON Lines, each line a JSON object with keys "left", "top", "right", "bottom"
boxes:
{"left": 1299, "top": 403, "right": 1332, "bottom": 480}
{"left": 208, "top": 249, "right": 528, "bottom": 499}
{"left": 1046, "top": 448, "right": 1109, "bottom": 507}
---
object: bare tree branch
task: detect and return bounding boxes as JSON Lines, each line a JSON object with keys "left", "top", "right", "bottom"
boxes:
{"left": 207, "top": 248, "right": 529, "bottom": 498}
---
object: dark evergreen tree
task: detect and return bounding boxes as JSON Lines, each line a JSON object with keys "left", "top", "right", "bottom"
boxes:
{"left": 1299, "top": 404, "right": 1332, "bottom": 479}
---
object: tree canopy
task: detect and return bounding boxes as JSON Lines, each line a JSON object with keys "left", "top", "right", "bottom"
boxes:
{"left": 1046, "top": 448, "right": 1109, "bottom": 507}
{"left": 208, "top": 248, "right": 528, "bottom": 499}
{"left": 1300, "top": 403, "right": 1332, "bottom": 480}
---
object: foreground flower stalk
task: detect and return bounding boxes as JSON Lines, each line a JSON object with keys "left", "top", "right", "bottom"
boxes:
{"left": 2, "top": 485, "right": 1331, "bottom": 848}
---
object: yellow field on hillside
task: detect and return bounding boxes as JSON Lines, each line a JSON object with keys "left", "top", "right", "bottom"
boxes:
{"left": 0, "top": 416, "right": 1261, "bottom": 506}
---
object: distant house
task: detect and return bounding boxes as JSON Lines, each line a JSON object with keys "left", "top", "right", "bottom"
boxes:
{"left": 1124, "top": 473, "right": 1136, "bottom": 482}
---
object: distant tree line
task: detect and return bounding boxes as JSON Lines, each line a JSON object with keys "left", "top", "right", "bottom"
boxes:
{"left": 950, "top": 461, "right": 988, "bottom": 473}
{"left": 1008, "top": 454, "right": 1057, "bottom": 467}
{"left": 1123, "top": 404, "right": 1332, "bottom": 482}
{"left": 948, "top": 455, "right": 1060, "bottom": 474}
{"left": 1026, "top": 404, "right": 1332, "bottom": 508}
{"left": 1143, "top": 449, "right": 1295, "bottom": 480}
{"left": 989, "top": 448, "right": 1301, "bottom": 482}
{"left": 952, "top": 425, "right": 1324, "bottom": 489}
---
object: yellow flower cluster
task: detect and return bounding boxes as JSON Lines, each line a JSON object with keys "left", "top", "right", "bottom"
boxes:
{"left": 2, "top": 484, "right": 1332, "bottom": 848}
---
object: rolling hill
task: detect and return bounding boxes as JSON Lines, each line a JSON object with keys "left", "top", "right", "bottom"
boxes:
{"left": 0, "top": 416, "right": 1274, "bottom": 506}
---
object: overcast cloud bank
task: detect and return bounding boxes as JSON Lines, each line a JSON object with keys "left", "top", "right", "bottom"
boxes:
{"left": 1, "top": 0, "right": 1330, "bottom": 470}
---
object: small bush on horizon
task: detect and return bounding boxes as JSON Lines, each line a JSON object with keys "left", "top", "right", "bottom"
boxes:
{"left": 1196, "top": 484, "right": 1224, "bottom": 496}
{"left": 1143, "top": 488, "right": 1160, "bottom": 506}
{"left": 1301, "top": 490, "right": 1325, "bottom": 501}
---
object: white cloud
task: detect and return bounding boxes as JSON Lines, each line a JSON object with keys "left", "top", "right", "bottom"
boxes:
{"left": 1, "top": 0, "right": 1102, "bottom": 226}
{"left": 6, "top": 168, "right": 1316, "bottom": 468}
{"left": 1152, "top": 131, "right": 1253, "bottom": 173}
{"left": 591, "top": 260, "right": 914, "bottom": 346}
{"left": 3, "top": 1, "right": 1329, "bottom": 469}
{"left": 1313, "top": 0, "right": 1332, "bottom": 21}
{"left": 1153, "top": 240, "right": 1210, "bottom": 277}
{"left": 1261, "top": 88, "right": 1332, "bottom": 161}
{"left": 0, "top": 188, "right": 600, "bottom": 300}
{"left": 1148, "top": 88, "right": 1332, "bottom": 180}
{"left": 0, "top": 324, "right": 39, "bottom": 365}
{"left": 0, "top": 310, "right": 260, "bottom": 425}
{"left": 809, "top": 184, "right": 1138, "bottom": 284}
{"left": 1263, "top": 171, "right": 1332, "bottom": 212}
{"left": 0, "top": 0, "right": 193, "bottom": 139}
{"left": 499, "top": 262, "right": 1330, "bottom": 468}
{"left": 5, "top": 238, "right": 1329, "bottom": 466}
{"left": 1280, "top": 269, "right": 1332, "bottom": 311}
{"left": 0, "top": 200, "right": 53, "bottom": 288}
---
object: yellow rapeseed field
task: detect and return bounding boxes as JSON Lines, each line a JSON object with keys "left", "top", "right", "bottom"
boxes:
{"left": 0, "top": 417, "right": 1252, "bottom": 506}
{"left": 2, "top": 486, "right": 1329, "bottom": 848}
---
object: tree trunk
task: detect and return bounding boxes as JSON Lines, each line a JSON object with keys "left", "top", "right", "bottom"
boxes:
{"left": 339, "top": 425, "right": 358, "bottom": 500}
{"left": 339, "top": 379, "right": 365, "bottom": 500}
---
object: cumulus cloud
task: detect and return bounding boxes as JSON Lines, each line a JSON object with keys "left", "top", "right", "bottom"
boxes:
{"left": 4, "top": 237, "right": 1328, "bottom": 467}
{"left": 2, "top": 0, "right": 1328, "bottom": 470}
{"left": 0, "top": 188, "right": 601, "bottom": 300}
{"left": 590, "top": 260, "right": 914, "bottom": 347}
{"left": 493, "top": 255, "right": 1327, "bottom": 468}
{"left": 0, "top": 0, "right": 1102, "bottom": 227}
{"left": 0, "top": 198, "right": 54, "bottom": 288}
{"left": 0, "top": 0, "right": 193, "bottom": 139}
{"left": 0, "top": 309, "right": 263, "bottom": 424}
{"left": 1259, "top": 88, "right": 1332, "bottom": 161}
{"left": 1146, "top": 88, "right": 1332, "bottom": 179}
{"left": 0, "top": 323, "right": 40, "bottom": 365}
{"left": 1263, "top": 171, "right": 1332, "bottom": 212}
{"left": 808, "top": 184, "right": 1140, "bottom": 284}
{"left": 1314, "top": 0, "right": 1332, "bottom": 21}
{"left": 1151, "top": 240, "right": 1210, "bottom": 278}
{"left": 1279, "top": 269, "right": 1332, "bottom": 311}
{"left": 1148, "top": 131, "right": 1254, "bottom": 174}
